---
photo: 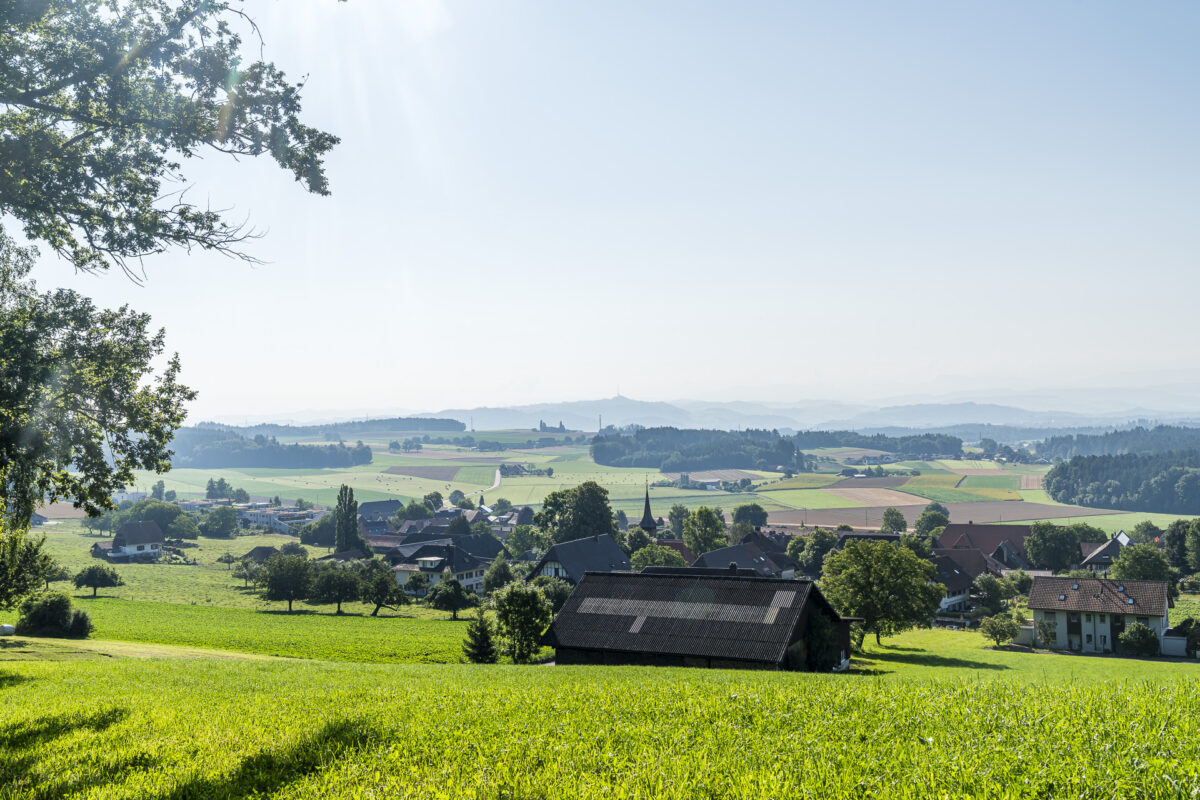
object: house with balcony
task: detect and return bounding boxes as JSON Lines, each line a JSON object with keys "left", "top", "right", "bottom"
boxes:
{"left": 1027, "top": 576, "right": 1172, "bottom": 654}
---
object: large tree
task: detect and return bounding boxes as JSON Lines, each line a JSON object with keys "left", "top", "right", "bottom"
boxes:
{"left": 534, "top": 481, "right": 617, "bottom": 545}
{"left": 261, "top": 554, "right": 313, "bottom": 613}
{"left": 73, "top": 564, "right": 125, "bottom": 597}
{"left": 0, "top": 0, "right": 338, "bottom": 275}
{"left": 426, "top": 572, "right": 475, "bottom": 621}
{"left": 630, "top": 543, "right": 687, "bottom": 571}
{"left": 494, "top": 580, "right": 552, "bottom": 664}
{"left": 1110, "top": 543, "right": 1178, "bottom": 597}
{"left": 1025, "top": 521, "right": 1080, "bottom": 572}
{"left": 880, "top": 507, "right": 907, "bottom": 534}
{"left": 310, "top": 565, "right": 361, "bottom": 615}
{"left": 682, "top": 506, "right": 727, "bottom": 557}
{"left": 0, "top": 232, "right": 194, "bottom": 527}
{"left": 731, "top": 503, "right": 768, "bottom": 528}
{"left": 334, "top": 484, "right": 368, "bottom": 554}
{"left": 821, "top": 539, "right": 944, "bottom": 647}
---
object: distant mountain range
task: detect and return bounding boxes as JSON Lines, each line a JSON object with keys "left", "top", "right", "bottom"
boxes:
{"left": 428, "top": 396, "right": 1198, "bottom": 438}
{"left": 197, "top": 395, "right": 1200, "bottom": 442}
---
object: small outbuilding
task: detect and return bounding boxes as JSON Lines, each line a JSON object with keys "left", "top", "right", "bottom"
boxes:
{"left": 542, "top": 568, "right": 855, "bottom": 671}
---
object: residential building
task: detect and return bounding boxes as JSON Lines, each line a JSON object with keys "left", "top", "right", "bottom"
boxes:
{"left": 1078, "top": 536, "right": 1125, "bottom": 574}
{"left": 391, "top": 543, "right": 488, "bottom": 593}
{"left": 541, "top": 569, "right": 856, "bottom": 671}
{"left": 1027, "top": 576, "right": 1172, "bottom": 654}
{"left": 936, "top": 523, "right": 1033, "bottom": 569}
{"left": 933, "top": 554, "right": 973, "bottom": 612}
{"left": 692, "top": 542, "right": 796, "bottom": 579}
{"left": 527, "top": 535, "right": 631, "bottom": 584}
{"left": 107, "top": 521, "right": 165, "bottom": 561}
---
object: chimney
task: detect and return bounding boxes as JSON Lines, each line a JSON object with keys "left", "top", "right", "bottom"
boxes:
{"left": 728, "top": 562, "right": 738, "bottom": 573}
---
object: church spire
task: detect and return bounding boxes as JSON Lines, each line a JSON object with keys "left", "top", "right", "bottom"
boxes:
{"left": 638, "top": 482, "right": 657, "bottom": 534}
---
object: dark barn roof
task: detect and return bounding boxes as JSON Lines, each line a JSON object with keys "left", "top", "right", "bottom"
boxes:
{"left": 932, "top": 548, "right": 1006, "bottom": 580}
{"left": 933, "top": 555, "right": 973, "bottom": 594}
{"left": 543, "top": 572, "right": 843, "bottom": 666}
{"left": 242, "top": 545, "right": 280, "bottom": 563}
{"left": 691, "top": 542, "right": 794, "bottom": 578}
{"left": 358, "top": 500, "right": 404, "bottom": 522}
{"left": 113, "top": 521, "right": 164, "bottom": 547}
{"left": 1028, "top": 576, "right": 1171, "bottom": 616}
{"left": 528, "top": 535, "right": 630, "bottom": 584}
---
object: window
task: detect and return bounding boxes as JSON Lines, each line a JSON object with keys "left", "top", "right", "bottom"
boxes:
{"left": 1086, "top": 634, "right": 1092, "bottom": 644}
{"left": 1085, "top": 614, "right": 1092, "bottom": 623}
{"left": 1043, "top": 612, "right": 1056, "bottom": 620}
{"left": 1099, "top": 614, "right": 1106, "bottom": 623}
{"left": 1101, "top": 635, "right": 1106, "bottom": 647}
{"left": 1137, "top": 617, "right": 1149, "bottom": 625}
{"left": 137, "top": 545, "right": 144, "bottom": 551}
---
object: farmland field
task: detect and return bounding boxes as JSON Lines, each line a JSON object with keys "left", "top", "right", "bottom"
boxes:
{"left": 72, "top": 599, "right": 470, "bottom": 662}
{"left": 5, "top": 631, "right": 1200, "bottom": 799}
{"left": 753, "top": 489, "right": 864, "bottom": 510}
{"left": 960, "top": 475, "right": 1021, "bottom": 490}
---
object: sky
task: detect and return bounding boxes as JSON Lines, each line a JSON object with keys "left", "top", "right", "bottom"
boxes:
{"left": 27, "top": 1, "right": 1200, "bottom": 422}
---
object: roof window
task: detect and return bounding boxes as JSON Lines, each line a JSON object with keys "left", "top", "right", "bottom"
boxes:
{"left": 1059, "top": 594, "right": 1066, "bottom": 601}
{"left": 1071, "top": 583, "right": 1079, "bottom": 590}
{"left": 1127, "top": 598, "right": 1135, "bottom": 605}
{"left": 1117, "top": 585, "right": 1125, "bottom": 592}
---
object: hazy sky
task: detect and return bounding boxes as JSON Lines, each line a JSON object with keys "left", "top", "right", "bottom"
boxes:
{"left": 27, "top": 1, "right": 1200, "bottom": 422}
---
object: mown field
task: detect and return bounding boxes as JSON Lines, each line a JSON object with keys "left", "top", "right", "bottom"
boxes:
{"left": 73, "top": 599, "right": 469, "bottom": 663}
{"left": 5, "top": 647, "right": 1200, "bottom": 799}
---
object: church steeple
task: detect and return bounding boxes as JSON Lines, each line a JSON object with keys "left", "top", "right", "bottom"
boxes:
{"left": 638, "top": 483, "right": 657, "bottom": 535}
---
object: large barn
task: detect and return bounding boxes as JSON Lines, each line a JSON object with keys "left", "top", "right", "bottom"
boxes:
{"left": 542, "top": 568, "right": 855, "bottom": 671}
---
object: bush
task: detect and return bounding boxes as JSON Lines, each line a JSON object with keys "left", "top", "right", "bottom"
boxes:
{"left": 1119, "top": 622, "right": 1160, "bottom": 657}
{"left": 16, "top": 592, "right": 91, "bottom": 638}
{"left": 979, "top": 614, "right": 1019, "bottom": 648}
{"left": 69, "top": 608, "right": 94, "bottom": 638}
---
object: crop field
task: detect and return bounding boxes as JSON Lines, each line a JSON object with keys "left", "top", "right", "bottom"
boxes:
{"left": 901, "top": 474, "right": 963, "bottom": 488}
{"left": 960, "top": 475, "right": 1021, "bottom": 490}
{"left": 73, "top": 599, "right": 470, "bottom": 663}
{"left": 753, "top": 489, "right": 865, "bottom": 510}
{"left": 936, "top": 459, "right": 1007, "bottom": 471}
{"left": 6, "top": 642, "right": 1200, "bottom": 800}
{"left": 755, "top": 474, "right": 842, "bottom": 490}
{"left": 894, "top": 486, "right": 1020, "bottom": 504}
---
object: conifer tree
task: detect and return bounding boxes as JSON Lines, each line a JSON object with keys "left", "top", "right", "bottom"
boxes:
{"left": 463, "top": 608, "right": 498, "bottom": 664}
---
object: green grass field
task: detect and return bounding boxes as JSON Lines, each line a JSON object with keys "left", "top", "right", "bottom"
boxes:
{"left": 68, "top": 598, "right": 470, "bottom": 662}
{"left": 960, "top": 475, "right": 1020, "bottom": 490}
{"left": 755, "top": 474, "right": 842, "bottom": 490}
{"left": 895, "top": 486, "right": 1019, "bottom": 504}
{"left": 5, "top": 629, "right": 1200, "bottom": 799}
{"left": 754, "top": 489, "right": 865, "bottom": 509}
{"left": 902, "top": 474, "right": 963, "bottom": 488}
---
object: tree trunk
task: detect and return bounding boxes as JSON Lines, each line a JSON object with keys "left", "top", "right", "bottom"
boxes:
{"left": 875, "top": 630, "right": 881, "bottom": 646}
{"left": 336, "top": 601, "right": 342, "bottom": 614}
{"left": 287, "top": 599, "right": 293, "bottom": 612}
{"left": 371, "top": 605, "right": 380, "bottom": 617}
{"left": 93, "top": 585, "right": 98, "bottom": 597}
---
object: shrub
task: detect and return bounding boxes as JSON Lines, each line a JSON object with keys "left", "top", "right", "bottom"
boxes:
{"left": 979, "top": 614, "right": 1019, "bottom": 648}
{"left": 69, "top": 608, "right": 94, "bottom": 638}
{"left": 1119, "top": 622, "right": 1160, "bottom": 657}
{"left": 16, "top": 592, "right": 91, "bottom": 638}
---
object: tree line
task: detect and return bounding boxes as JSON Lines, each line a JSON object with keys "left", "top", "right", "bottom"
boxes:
{"left": 200, "top": 417, "right": 466, "bottom": 439}
{"left": 1044, "top": 450, "right": 1200, "bottom": 513}
{"left": 791, "top": 430, "right": 963, "bottom": 456}
{"left": 170, "top": 427, "right": 373, "bottom": 469}
{"left": 1037, "top": 425, "right": 1200, "bottom": 459}
{"left": 591, "top": 428, "right": 800, "bottom": 471}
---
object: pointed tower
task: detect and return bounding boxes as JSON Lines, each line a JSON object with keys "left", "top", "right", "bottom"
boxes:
{"left": 638, "top": 483, "right": 657, "bottom": 535}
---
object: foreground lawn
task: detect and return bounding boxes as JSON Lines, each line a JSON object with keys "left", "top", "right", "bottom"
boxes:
{"left": 71, "top": 599, "right": 469, "bottom": 663}
{"left": 5, "top": 657, "right": 1200, "bottom": 799}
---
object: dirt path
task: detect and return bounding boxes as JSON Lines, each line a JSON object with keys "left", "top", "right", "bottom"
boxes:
{"left": 1020, "top": 475, "right": 1044, "bottom": 490}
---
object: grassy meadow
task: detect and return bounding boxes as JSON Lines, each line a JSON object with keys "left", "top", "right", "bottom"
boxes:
{"left": 5, "top": 639, "right": 1200, "bottom": 799}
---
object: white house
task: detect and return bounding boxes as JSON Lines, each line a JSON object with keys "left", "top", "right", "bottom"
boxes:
{"left": 108, "top": 521, "right": 165, "bottom": 561}
{"left": 1027, "top": 576, "right": 1172, "bottom": 655}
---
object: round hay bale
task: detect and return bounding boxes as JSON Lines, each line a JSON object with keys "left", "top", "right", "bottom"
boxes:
{"left": 0, "top": 624, "right": 15, "bottom": 636}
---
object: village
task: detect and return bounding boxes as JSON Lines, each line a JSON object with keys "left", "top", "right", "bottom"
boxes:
{"left": 60, "top": 477, "right": 1194, "bottom": 671}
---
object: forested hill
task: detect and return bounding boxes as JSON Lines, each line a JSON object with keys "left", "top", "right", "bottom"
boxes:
{"left": 591, "top": 428, "right": 798, "bottom": 471}
{"left": 792, "top": 430, "right": 962, "bottom": 456}
{"left": 170, "top": 428, "right": 373, "bottom": 469}
{"left": 1037, "top": 425, "right": 1200, "bottom": 459}
{"left": 1044, "top": 450, "right": 1200, "bottom": 514}
{"left": 199, "top": 416, "right": 465, "bottom": 439}
{"left": 590, "top": 427, "right": 962, "bottom": 470}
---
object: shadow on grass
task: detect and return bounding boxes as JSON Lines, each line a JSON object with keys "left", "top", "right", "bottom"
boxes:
{"left": 0, "top": 707, "right": 128, "bottom": 750}
{"left": 0, "top": 669, "right": 32, "bottom": 688}
{"left": 868, "top": 650, "right": 1010, "bottom": 671}
{"left": 156, "top": 719, "right": 378, "bottom": 800}
{"left": 0, "top": 640, "right": 30, "bottom": 650}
